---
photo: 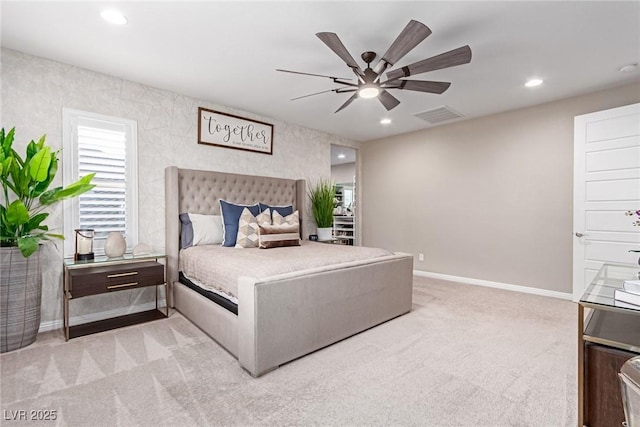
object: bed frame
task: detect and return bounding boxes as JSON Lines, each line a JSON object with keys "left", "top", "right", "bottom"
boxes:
{"left": 165, "top": 166, "right": 414, "bottom": 377}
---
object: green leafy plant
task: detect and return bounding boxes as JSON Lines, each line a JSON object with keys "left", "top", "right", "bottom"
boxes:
{"left": 0, "top": 127, "right": 95, "bottom": 257}
{"left": 308, "top": 179, "right": 335, "bottom": 228}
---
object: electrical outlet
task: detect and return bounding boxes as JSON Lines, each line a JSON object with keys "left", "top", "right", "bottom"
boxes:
{"left": 418, "top": 253, "right": 424, "bottom": 262}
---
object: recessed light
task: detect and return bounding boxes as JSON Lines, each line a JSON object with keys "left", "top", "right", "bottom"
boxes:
{"left": 101, "top": 10, "right": 128, "bottom": 25}
{"left": 380, "top": 118, "right": 392, "bottom": 125}
{"left": 620, "top": 63, "right": 638, "bottom": 73}
{"left": 525, "top": 79, "right": 543, "bottom": 88}
{"left": 337, "top": 154, "right": 346, "bottom": 159}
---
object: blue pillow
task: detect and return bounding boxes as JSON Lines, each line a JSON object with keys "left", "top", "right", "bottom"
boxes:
{"left": 220, "top": 200, "right": 260, "bottom": 247}
{"left": 179, "top": 213, "right": 194, "bottom": 249}
{"left": 259, "top": 203, "right": 293, "bottom": 218}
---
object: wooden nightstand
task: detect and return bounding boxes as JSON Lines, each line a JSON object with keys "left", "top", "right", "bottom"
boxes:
{"left": 63, "top": 254, "right": 168, "bottom": 340}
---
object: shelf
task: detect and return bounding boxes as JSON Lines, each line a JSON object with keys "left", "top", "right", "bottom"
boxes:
{"left": 584, "top": 309, "right": 640, "bottom": 353}
{"left": 68, "top": 309, "right": 166, "bottom": 339}
{"left": 333, "top": 215, "right": 355, "bottom": 246}
{"left": 64, "top": 253, "right": 166, "bottom": 269}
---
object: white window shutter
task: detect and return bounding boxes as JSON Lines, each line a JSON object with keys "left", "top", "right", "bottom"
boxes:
{"left": 62, "top": 109, "right": 138, "bottom": 257}
{"left": 77, "top": 123, "right": 128, "bottom": 239}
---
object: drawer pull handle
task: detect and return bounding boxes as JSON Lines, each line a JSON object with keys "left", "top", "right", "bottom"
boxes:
{"left": 107, "top": 272, "right": 138, "bottom": 278}
{"left": 107, "top": 282, "right": 139, "bottom": 290}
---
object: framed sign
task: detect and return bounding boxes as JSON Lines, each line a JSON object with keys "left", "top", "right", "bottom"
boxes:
{"left": 198, "top": 107, "right": 273, "bottom": 155}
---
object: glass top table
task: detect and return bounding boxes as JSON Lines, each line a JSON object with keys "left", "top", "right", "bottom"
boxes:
{"left": 64, "top": 253, "right": 166, "bottom": 269}
{"left": 577, "top": 263, "right": 640, "bottom": 425}
{"left": 580, "top": 263, "right": 640, "bottom": 312}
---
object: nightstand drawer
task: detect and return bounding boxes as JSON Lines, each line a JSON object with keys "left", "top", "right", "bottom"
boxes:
{"left": 69, "top": 261, "right": 164, "bottom": 298}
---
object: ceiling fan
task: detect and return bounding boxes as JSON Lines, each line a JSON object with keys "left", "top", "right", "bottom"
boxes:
{"left": 277, "top": 20, "right": 472, "bottom": 113}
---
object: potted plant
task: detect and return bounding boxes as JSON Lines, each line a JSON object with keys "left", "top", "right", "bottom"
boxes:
{"left": 308, "top": 179, "right": 335, "bottom": 241}
{"left": 1, "top": 127, "right": 95, "bottom": 352}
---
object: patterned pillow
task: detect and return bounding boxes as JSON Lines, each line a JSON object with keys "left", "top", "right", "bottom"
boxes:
{"left": 236, "top": 208, "right": 271, "bottom": 248}
{"left": 220, "top": 200, "right": 261, "bottom": 247}
{"left": 272, "top": 209, "right": 299, "bottom": 226}
{"left": 259, "top": 222, "right": 301, "bottom": 249}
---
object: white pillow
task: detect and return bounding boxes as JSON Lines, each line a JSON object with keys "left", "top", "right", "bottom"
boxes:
{"left": 189, "top": 213, "right": 223, "bottom": 246}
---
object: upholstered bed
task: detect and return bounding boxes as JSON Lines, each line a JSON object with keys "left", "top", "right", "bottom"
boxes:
{"left": 165, "top": 166, "right": 413, "bottom": 377}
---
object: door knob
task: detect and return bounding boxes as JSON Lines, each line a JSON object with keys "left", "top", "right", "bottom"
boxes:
{"left": 575, "top": 232, "right": 585, "bottom": 237}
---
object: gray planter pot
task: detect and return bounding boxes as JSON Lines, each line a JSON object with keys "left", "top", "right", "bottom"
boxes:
{"left": 0, "top": 246, "right": 42, "bottom": 353}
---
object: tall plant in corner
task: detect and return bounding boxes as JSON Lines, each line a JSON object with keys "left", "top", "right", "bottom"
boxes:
{"left": 0, "top": 127, "right": 95, "bottom": 256}
{"left": 308, "top": 179, "right": 335, "bottom": 241}
{"left": 0, "top": 127, "right": 94, "bottom": 353}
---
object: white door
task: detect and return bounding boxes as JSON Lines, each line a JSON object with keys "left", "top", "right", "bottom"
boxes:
{"left": 573, "top": 103, "right": 640, "bottom": 301}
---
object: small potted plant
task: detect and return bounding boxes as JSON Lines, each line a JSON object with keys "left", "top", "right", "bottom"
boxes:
{"left": 1, "top": 127, "right": 95, "bottom": 352}
{"left": 308, "top": 179, "right": 336, "bottom": 241}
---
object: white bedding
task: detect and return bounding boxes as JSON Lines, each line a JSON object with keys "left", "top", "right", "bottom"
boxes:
{"left": 179, "top": 241, "right": 393, "bottom": 299}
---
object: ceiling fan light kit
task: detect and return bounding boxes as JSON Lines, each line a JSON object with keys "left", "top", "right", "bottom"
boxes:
{"left": 278, "top": 19, "right": 472, "bottom": 113}
{"left": 359, "top": 84, "right": 380, "bottom": 99}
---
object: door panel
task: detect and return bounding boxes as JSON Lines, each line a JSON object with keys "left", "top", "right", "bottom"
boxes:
{"left": 587, "top": 211, "right": 639, "bottom": 231}
{"left": 585, "top": 241, "right": 640, "bottom": 264}
{"left": 586, "top": 113, "right": 640, "bottom": 142}
{"left": 586, "top": 179, "right": 640, "bottom": 201}
{"left": 574, "top": 103, "right": 640, "bottom": 301}
{"left": 586, "top": 145, "right": 640, "bottom": 171}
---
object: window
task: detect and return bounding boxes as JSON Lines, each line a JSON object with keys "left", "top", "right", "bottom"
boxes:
{"left": 63, "top": 109, "right": 138, "bottom": 256}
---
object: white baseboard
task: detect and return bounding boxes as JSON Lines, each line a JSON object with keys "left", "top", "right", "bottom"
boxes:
{"left": 41, "top": 271, "right": 570, "bottom": 332}
{"left": 413, "top": 270, "right": 572, "bottom": 301}
{"left": 39, "top": 299, "right": 167, "bottom": 332}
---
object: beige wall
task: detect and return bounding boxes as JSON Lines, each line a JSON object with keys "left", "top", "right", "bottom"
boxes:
{"left": 361, "top": 82, "right": 640, "bottom": 294}
{"left": 1, "top": 48, "right": 357, "bottom": 325}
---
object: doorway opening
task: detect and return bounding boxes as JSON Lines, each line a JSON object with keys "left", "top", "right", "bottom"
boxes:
{"left": 331, "top": 145, "right": 357, "bottom": 245}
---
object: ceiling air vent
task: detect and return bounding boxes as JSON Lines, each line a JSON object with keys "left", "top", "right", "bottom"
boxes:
{"left": 413, "top": 106, "right": 463, "bottom": 124}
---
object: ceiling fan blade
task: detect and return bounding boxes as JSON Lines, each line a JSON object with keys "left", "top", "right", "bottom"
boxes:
{"left": 386, "top": 45, "right": 472, "bottom": 81}
{"left": 374, "top": 20, "right": 432, "bottom": 74}
{"left": 316, "top": 32, "right": 363, "bottom": 74}
{"left": 378, "top": 90, "right": 401, "bottom": 111}
{"left": 291, "top": 89, "right": 338, "bottom": 101}
{"left": 292, "top": 87, "right": 357, "bottom": 101}
{"left": 335, "top": 93, "right": 358, "bottom": 113}
{"left": 276, "top": 69, "right": 353, "bottom": 81}
{"left": 385, "top": 80, "right": 451, "bottom": 94}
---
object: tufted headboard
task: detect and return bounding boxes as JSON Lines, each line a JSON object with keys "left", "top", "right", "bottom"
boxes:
{"left": 164, "top": 166, "right": 306, "bottom": 303}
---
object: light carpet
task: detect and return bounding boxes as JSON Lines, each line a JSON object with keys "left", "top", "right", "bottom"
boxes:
{"left": 0, "top": 276, "right": 577, "bottom": 426}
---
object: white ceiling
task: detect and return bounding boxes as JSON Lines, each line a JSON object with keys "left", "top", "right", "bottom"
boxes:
{"left": 2, "top": 1, "right": 639, "bottom": 142}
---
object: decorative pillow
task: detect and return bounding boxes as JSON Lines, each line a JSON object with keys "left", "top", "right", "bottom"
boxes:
{"left": 220, "top": 200, "right": 260, "bottom": 247}
{"left": 179, "top": 213, "right": 194, "bottom": 249}
{"left": 259, "top": 203, "right": 293, "bottom": 218}
{"left": 259, "top": 223, "right": 301, "bottom": 249}
{"left": 272, "top": 209, "right": 299, "bottom": 226}
{"left": 179, "top": 213, "right": 223, "bottom": 248}
{"left": 236, "top": 208, "right": 271, "bottom": 248}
